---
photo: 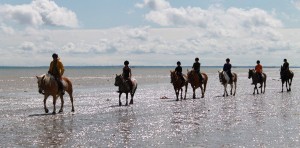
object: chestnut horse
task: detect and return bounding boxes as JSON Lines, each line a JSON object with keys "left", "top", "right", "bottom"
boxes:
{"left": 187, "top": 69, "right": 208, "bottom": 98}
{"left": 170, "top": 71, "right": 188, "bottom": 101}
{"left": 36, "top": 74, "right": 74, "bottom": 114}
{"left": 248, "top": 69, "right": 267, "bottom": 94}
{"left": 218, "top": 71, "right": 237, "bottom": 97}
{"left": 114, "top": 75, "right": 138, "bottom": 106}
{"left": 280, "top": 66, "right": 294, "bottom": 92}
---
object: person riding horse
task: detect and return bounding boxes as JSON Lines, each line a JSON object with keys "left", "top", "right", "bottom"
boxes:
{"left": 174, "top": 61, "right": 185, "bottom": 85}
{"left": 192, "top": 57, "right": 203, "bottom": 84}
{"left": 48, "top": 53, "right": 65, "bottom": 95}
{"left": 223, "top": 58, "right": 233, "bottom": 82}
{"left": 281, "top": 59, "right": 289, "bottom": 79}
{"left": 254, "top": 60, "right": 263, "bottom": 84}
{"left": 122, "top": 60, "right": 132, "bottom": 90}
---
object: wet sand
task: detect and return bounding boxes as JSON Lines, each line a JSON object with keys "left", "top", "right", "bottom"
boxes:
{"left": 0, "top": 67, "right": 300, "bottom": 147}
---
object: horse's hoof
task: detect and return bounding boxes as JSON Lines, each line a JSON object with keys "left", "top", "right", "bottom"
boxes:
{"left": 59, "top": 109, "right": 63, "bottom": 113}
{"left": 71, "top": 109, "right": 75, "bottom": 112}
{"left": 125, "top": 103, "right": 128, "bottom": 106}
{"left": 52, "top": 111, "right": 56, "bottom": 115}
{"left": 45, "top": 109, "right": 49, "bottom": 113}
{"left": 119, "top": 103, "right": 122, "bottom": 106}
{"left": 176, "top": 99, "right": 179, "bottom": 101}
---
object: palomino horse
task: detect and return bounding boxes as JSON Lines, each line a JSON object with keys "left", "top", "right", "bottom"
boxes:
{"left": 187, "top": 69, "right": 208, "bottom": 98}
{"left": 280, "top": 66, "right": 294, "bottom": 92}
{"left": 248, "top": 69, "right": 267, "bottom": 94}
{"left": 170, "top": 71, "right": 188, "bottom": 101}
{"left": 114, "top": 75, "right": 138, "bottom": 106}
{"left": 218, "top": 71, "right": 237, "bottom": 97}
{"left": 36, "top": 74, "right": 74, "bottom": 114}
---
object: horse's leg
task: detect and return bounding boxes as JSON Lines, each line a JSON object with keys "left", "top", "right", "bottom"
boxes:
{"left": 193, "top": 87, "right": 196, "bottom": 99}
{"left": 281, "top": 81, "right": 284, "bottom": 92}
{"left": 52, "top": 96, "right": 57, "bottom": 114}
{"left": 223, "top": 84, "right": 228, "bottom": 97}
{"left": 233, "top": 82, "right": 236, "bottom": 96}
{"left": 69, "top": 92, "right": 75, "bottom": 112}
{"left": 286, "top": 80, "right": 289, "bottom": 92}
{"left": 184, "top": 84, "right": 187, "bottom": 100}
{"left": 175, "top": 89, "right": 179, "bottom": 101}
{"left": 256, "top": 84, "right": 259, "bottom": 94}
{"left": 289, "top": 78, "right": 292, "bottom": 91}
{"left": 180, "top": 88, "right": 183, "bottom": 100}
{"left": 125, "top": 93, "right": 129, "bottom": 106}
{"left": 230, "top": 84, "right": 233, "bottom": 95}
{"left": 253, "top": 85, "right": 256, "bottom": 95}
{"left": 43, "top": 95, "right": 49, "bottom": 113}
{"left": 59, "top": 95, "right": 64, "bottom": 113}
{"left": 119, "top": 93, "right": 122, "bottom": 106}
{"left": 130, "top": 85, "right": 137, "bottom": 104}
{"left": 200, "top": 85, "right": 204, "bottom": 98}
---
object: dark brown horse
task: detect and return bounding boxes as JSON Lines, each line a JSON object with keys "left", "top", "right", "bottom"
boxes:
{"left": 248, "top": 69, "right": 267, "bottom": 94}
{"left": 187, "top": 69, "right": 208, "bottom": 98}
{"left": 36, "top": 74, "right": 75, "bottom": 114}
{"left": 280, "top": 66, "right": 294, "bottom": 92}
{"left": 114, "top": 75, "right": 138, "bottom": 106}
{"left": 218, "top": 71, "right": 237, "bottom": 97}
{"left": 170, "top": 71, "right": 188, "bottom": 101}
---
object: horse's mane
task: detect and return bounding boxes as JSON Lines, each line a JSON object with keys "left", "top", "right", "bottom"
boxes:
{"left": 39, "top": 74, "right": 54, "bottom": 86}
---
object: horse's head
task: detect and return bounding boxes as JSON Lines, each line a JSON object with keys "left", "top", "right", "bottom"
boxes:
{"left": 218, "top": 71, "right": 223, "bottom": 82}
{"left": 114, "top": 74, "right": 123, "bottom": 86}
{"left": 248, "top": 69, "right": 255, "bottom": 79}
{"left": 170, "top": 71, "right": 177, "bottom": 83}
{"left": 36, "top": 74, "right": 45, "bottom": 94}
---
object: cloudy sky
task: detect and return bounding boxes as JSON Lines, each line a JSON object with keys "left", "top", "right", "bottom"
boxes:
{"left": 1, "top": 0, "right": 300, "bottom": 66}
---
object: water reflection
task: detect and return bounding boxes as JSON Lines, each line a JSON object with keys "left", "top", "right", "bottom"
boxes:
{"left": 116, "top": 107, "right": 136, "bottom": 147}
{"left": 36, "top": 115, "right": 74, "bottom": 147}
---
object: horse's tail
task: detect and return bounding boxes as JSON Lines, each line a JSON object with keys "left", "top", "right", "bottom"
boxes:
{"left": 263, "top": 73, "right": 267, "bottom": 88}
{"left": 202, "top": 73, "right": 208, "bottom": 92}
{"left": 63, "top": 77, "right": 73, "bottom": 95}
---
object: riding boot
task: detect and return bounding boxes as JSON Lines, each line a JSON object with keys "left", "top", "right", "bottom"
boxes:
{"left": 57, "top": 79, "right": 64, "bottom": 95}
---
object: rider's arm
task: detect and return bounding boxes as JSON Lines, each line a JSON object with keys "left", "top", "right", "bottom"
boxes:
{"left": 58, "top": 61, "right": 65, "bottom": 76}
{"left": 48, "top": 61, "right": 53, "bottom": 73}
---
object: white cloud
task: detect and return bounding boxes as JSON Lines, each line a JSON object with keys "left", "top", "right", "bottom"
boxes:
{"left": 135, "top": 0, "right": 171, "bottom": 10}
{"left": 0, "top": 0, "right": 78, "bottom": 29}
{"left": 292, "top": 0, "right": 300, "bottom": 10}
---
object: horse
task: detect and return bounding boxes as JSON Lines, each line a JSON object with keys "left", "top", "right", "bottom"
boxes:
{"left": 248, "top": 69, "right": 267, "bottom": 94}
{"left": 114, "top": 74, "right": 138, "bottom": 106}
{"left": 187, "top": 69, "right": 208, "bottom": 98}
{"left": 36, "top": 74, "right": 74, "bottom": 114}
{"left": 280, "top": 66, "right": 294, "bottom": 92}
{"left": 218, "top": 71, "right": 237, "bottom": 97}
{"left": 170, "top": 71, "right": 188, "bottom": 101}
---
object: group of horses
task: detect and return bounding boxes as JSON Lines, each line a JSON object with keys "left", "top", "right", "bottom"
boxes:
{"left": 170, "top": 67, "right": 294, "bottom": 101}
{"left": 35, "top": 66, "right": 293, "bottom": 114}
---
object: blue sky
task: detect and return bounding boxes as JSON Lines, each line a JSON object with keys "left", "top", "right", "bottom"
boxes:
{"left": 1, "top": 0, "right": 300, "bottom": 66}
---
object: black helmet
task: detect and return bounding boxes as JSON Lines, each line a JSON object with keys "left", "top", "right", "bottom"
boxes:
{"left": 195, "top": 57, "right": 199, "bottom": 61}
{"left": 124, "top": 60, "right": 129, "bottom": 65}
{"left": 226, "top": 58, "right": 230, "bottom": 62}
{"left": 177, "top": 61, "right": 181, "bottom": 65}
{"left": 52, "top": 53, "right": 58, "bottom": 58}
{"left": 257, "top": 60, "right": 260, "bottom": 64}
{"left": 284, "top": 59, "right": 287, "bottom": 62}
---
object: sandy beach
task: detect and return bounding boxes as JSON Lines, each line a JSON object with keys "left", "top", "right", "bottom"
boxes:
{"left": 0, "top": 67, "right": 299, "bottom": 147}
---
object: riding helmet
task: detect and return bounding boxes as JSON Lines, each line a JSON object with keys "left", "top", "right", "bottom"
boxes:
{"left": 124, "top": 60, "right": 129, "bottom": 65}
{"left": 195, "top": 57, "right": 199, "bottom": 61}
{"left": 177, "top": 61, "right": 181, "bottom": 65}
{"left": 52, "top": 53, "right": 58, "bottom": 58}
{"left": 226, "top": 58, "right": 230, "bottom": 62}
{"left": 257, "top": 60, "right": 260, "bottom": 64}
{"left": 284, "top": 59, "right": 287, "bottom": 62}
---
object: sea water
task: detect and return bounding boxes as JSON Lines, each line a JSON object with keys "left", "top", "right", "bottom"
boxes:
{"left": 0, "top": 66, "right": 300, "bottom": 147}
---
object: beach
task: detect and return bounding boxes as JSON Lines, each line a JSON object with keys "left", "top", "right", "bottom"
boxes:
{"left": 0, "top": 66, "right": 300, "bottom": 147}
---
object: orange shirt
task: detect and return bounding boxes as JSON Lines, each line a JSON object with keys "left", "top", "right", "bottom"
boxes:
{"left": 255, "top": 64, "right": 262, "bottom": 73}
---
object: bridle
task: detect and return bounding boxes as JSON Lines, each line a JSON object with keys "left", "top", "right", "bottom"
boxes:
{"left": 38, "top": 75, "right": 45, "bottom": 94}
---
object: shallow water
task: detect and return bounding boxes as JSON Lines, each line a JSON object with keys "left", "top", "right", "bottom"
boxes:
{"left": 0, "top": 67, "right": 300, "bottom": 147}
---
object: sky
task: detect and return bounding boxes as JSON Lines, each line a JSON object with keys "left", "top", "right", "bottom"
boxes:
{"left": 1, "top": 0, "right": 300, "bottom": 66}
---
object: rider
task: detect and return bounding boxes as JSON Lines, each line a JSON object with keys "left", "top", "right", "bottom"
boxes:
{"left": 223, "top": 58, "right": 232, "bottom": 82}
{"left": 192, "top": 57, "right": 203, "bottom": 84}
{"left": 48, "top": 53, "right": 65, "bottom": 95}
{"left": 281, "top": 59, "right": 290, "bottom": 79}
{"left": 122, "top": 60, "right": 132, "bottom": 90}
{"left": 175, "top": 61, "right": 185, "bottom": 84}
{"left": 255, "top": 60, "right": 263, "bottom": 83}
